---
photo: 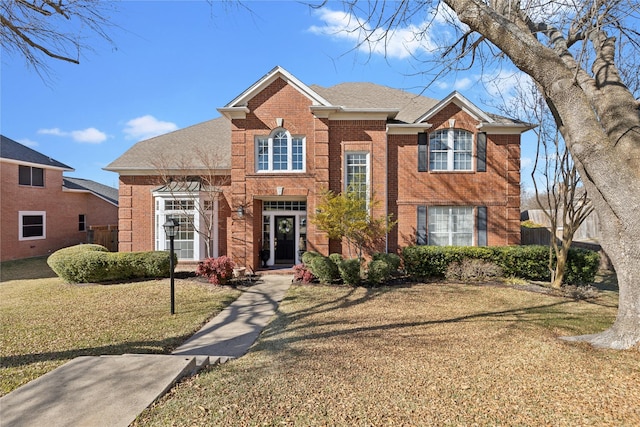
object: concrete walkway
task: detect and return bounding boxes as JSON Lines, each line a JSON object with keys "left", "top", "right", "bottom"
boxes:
{"left": 0, "top": 274, "right": 292, "bottom": 427}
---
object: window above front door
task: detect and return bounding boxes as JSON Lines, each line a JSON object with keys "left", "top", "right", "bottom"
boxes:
{"left": 256, "top": 128, "right": 305, "bottom": 173}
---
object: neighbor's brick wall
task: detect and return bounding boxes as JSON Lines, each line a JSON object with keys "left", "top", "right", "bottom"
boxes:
{"left": 1, "top": 162, "right": 118, "bottom": 261}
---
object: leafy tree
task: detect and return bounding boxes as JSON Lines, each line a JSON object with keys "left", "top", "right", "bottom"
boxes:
{"left": 330, "top": 0, "right": 640, "bottom": 349}
{"left": 312, "top": 187, "right": 396, "bottom": 261}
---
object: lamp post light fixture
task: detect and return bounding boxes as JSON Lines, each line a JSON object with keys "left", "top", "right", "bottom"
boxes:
{"left": 163, "top": 217, "right": 180, "bottom": 315}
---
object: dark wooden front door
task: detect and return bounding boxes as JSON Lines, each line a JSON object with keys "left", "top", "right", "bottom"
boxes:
{"left": 274, "top": 216, "right": 295, "bottom": 264}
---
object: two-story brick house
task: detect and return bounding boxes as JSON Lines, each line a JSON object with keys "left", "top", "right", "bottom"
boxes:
{"left": 1, "top": 135, "right": 119, "bottom": 261}
{"left": 105, "top": 66, "right": 531, "bottom": 270}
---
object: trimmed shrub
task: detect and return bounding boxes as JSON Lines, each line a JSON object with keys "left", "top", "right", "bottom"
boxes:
{"left": 47, "top": 244, "right": 172, "bottom": 283}
{"left": 337, "top": 258, "right": 361, "bottom": 286}
{"left": 310, "top": 255, "right": 340, "bottom": 284}
{"left": 293, "top": 263, "right": 316, "bottom": 284}
{"left": 372, "top": 252, "right": 402, "bottom": 272}
{"left": 302, "top": 251, "right": 322, "bottom": 266}
{"left": 366, "top": 259, "right": 392, "bottom": 286}
{"left": 196, "top": 256, "right": 236, "bottom": 285}
{"left": 445, "top": 259, "right": 504, "bottom": 282}
{"left": 329, "top": 253, "right": 344, "bottom": 266}
{"left": 402, "top": 245, "right": 599, "bottom": 285}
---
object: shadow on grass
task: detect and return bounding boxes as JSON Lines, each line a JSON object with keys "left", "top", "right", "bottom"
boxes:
{"left": 0, "top": 257, "right": 57, "bottom": 282}
{"left": 1, "top": 335, "right": 193, "bottom": 369}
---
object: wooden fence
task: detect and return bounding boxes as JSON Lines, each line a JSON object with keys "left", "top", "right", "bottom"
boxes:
{"left": 87, "top": 225, "right": 118, "bottom": 252}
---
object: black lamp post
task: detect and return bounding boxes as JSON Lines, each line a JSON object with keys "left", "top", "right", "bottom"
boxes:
{"left": 163, "top": 218, "right": 179, "bottom": 315}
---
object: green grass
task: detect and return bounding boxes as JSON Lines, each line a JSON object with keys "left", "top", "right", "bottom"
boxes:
{"left": 0, "top": 257, "right": 240, "bottom": 396}
{"left": 133, "top": 278, "right": 639, "bottom": 426}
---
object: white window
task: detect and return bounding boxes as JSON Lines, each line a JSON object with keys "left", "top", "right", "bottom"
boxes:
{"left": 429, "top": 129, "right": 473, "bottom": 171}
{"left": 19, "top": 211, "right": 46, "bottom": 240}
{"left": 256, "top": 129, "right": 305, "bottom": 172}
{"left": 154, "top": 193, "right": 218, "bottom": 261}
{"left": 428, "top": 207, "right": 473, "bottom": 246}
{"left": 345, "top": 152, "right": 369, "bottom": 202}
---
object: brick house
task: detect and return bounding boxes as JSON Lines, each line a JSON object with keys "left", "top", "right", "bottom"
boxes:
{"left": 1, "top": 135, "right": 119, "bottom": 261}
{"left": 105, "top": 66, "right": 531, "bottom": 270}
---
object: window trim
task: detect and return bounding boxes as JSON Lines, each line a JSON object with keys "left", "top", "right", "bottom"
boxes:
{"left": 255, "top": 128, "right": 306, "bottom": 173}
{"left": 19, "top": 211, "right": 46, "bottom": 241}
{"left": 344, "top": 151, "right": 370, "bottom": 204}
{"left": 428, "top": 129, "right": 474, "bottom": 172}
{"left": 421, "top": 206, "right": 474, "bottom": 246}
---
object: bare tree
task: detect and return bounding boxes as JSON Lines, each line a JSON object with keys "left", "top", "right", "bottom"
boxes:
{"left": 328, "top": 0, "right": 640, "bottom": 349}
{"left": 497, "top": 77, "right": 594, "bottom": 289}
{"left": 0, "top": 0, "right": 117, "bottom": 75}
{"left": 153, "top": 146, "right": 230, "bottom": 259}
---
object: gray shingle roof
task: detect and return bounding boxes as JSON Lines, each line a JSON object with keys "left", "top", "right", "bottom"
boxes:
{"left": 63, "top": 177, "right": 119, "bottom": 206}
{"left": 104, "top": 117, "right": 230, "bottom": 172}
{"left": 0, "top": 135, "right": 73, "bottom": 170}
{"left": 310, "top": 82, "right": 440, "bottom": 123}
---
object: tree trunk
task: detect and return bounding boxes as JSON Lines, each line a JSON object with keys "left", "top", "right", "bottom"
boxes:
{"left": 447, "top": 0, "right": 640, "bottom": 349}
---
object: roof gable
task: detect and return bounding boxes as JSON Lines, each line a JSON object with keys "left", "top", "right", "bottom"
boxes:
{"left": 0, "top": 135, "right": 73, "bottom": 170}
{"left": 415, "top": 91, "right": 494, "bottom": 124}
{"left": 221, "top": 66, "right": 332, "bottom": 111}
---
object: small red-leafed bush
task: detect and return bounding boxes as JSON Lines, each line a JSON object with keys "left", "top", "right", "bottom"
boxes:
{"left": 196, "top": 256, "right": 236, "bottom": 285}
{"left": 293, "top": 263, "right": 316, "bottom": 284}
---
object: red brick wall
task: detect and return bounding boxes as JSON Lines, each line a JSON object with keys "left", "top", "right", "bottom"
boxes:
{"left": 1, "top": 162, "right": 118, "bottom": 261}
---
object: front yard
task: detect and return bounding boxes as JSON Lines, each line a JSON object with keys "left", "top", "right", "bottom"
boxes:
{"left": 134, "top": 276, "right": 639, "bottom": 426}
{"left": 0, "top": 257, "right": 240, "bottom": 396}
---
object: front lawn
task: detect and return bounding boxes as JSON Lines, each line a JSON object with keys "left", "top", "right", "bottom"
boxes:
{"left": 134, "top": 279, "right": 639, "bottom": 426}
{"left": 0, "top": 257, "right": 240, "bottom": 396}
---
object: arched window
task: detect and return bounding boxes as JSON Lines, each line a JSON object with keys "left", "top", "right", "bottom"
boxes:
{"left": 429, "top": 129, "right": 473, "bottom": 171}
{"left": 256, "top": 128, "right": 305, "bottom": 172}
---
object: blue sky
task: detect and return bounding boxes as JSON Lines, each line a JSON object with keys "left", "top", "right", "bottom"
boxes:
{"left": 1, "top": 0, "right": 535, "bottom": 189}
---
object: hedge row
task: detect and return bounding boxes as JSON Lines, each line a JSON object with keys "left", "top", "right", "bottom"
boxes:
{"left": 301, "top": 251, "right": 402, "bottom": 287}
{"left": 47, "top": 244, "right": 174, "bottom": 283}
{"left": 402, "top": 245, "right": 599, "bottom": 285}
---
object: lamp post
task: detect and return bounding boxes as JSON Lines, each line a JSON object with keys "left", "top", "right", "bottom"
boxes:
{"left": 163, "top": 218, "right": 179, "bottom": 315}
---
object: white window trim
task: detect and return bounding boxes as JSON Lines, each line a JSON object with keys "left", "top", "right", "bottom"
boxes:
{"left": 153, "top": 192, "right": 219, "bottom": 261}
{"left": 255, "top": 128, "right": 306, "bottom": 173}
{"left": 428, "top": 206, "right": 475, "bottom": 246}
{"left": 19, "top": 211, "right": 46, "bottom": 241}
{"left": 429, "top": 129, "right": 473, "bottom": 171}
{"left": 344, "top": 151, "right": 370, "bottom": 203}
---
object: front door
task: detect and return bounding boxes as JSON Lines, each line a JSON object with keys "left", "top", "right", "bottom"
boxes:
{"left": 274, "top": 216, "right": 295, "bottom": 264}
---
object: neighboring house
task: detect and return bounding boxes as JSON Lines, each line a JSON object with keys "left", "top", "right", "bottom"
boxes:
{"left": 1, "top": 135, "right": 119, "bottom": 261}
{"left": 105, "top": 66, "right": 532, "bottom": 270}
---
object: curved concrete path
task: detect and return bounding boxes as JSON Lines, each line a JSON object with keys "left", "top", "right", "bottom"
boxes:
{"left": 0, "top": 274, "right": 292, "bottom": 427}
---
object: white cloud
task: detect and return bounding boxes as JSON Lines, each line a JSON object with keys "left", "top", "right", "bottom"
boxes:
{"left": 38, "top": 127, "right": 107, "bottom": 144}
{"left": 521, "top": 156, "right": 533, "bottom": 170}
{"left": 38, "top": 128, "right": 66, "bottom": 136}
{"left": 309, "top": 8, "right": 437, "bottom": 60}
{"left": 454, "top": 77, "right": 473, "bottom": 91}
{"left": 18, "top": 138, "right": 39, "bottom": 147}
{"left": 123, "top": 115, "right": 178, "bottom": 140}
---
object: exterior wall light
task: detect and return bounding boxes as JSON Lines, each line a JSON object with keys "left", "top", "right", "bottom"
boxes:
{"left": 237, "top": 205, "right": 244, "bottom": 218}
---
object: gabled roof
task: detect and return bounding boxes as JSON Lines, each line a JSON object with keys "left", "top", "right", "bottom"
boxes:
{"left": 222, "top": 66, "right": 333, "bottom": 110}
{"left": 0, "top": 135, "right": 73, "bottom": 170}
{"left": 63, "top": 177, "right": 119, "bottom": 206}
{"left": 415, "top": 91, "right": 494, "bottom": 124}
{"left": 104, "top": 117, "right": 231, "bottom": 174}
{"left": 310, "top": 82, "right": 440, "bottom": 123}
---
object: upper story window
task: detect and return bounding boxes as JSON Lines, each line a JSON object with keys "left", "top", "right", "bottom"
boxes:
{"left": 345, "top": 152, "right": 369, "bottom": 203}
{"left": 429, "top": 129, "right": 473, "bottom": 171}
{"left": 19, "top": 165, "right": 44, "bottom": 187}
{"left": 256, "top": 129, "right": 305, "bottom": 172}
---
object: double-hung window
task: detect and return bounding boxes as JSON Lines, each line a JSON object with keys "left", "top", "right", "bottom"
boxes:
{"left": 19, "top": 165, "right": 44, "bottom": 187}
{"left": 428, "top": 206, "right": 473, "bottom": 246}
{"left": 19, "top": 211, "right": 46, "bottom": 240}
{"left": 429, "top": 129, "right": 473, "bottom": 171}
{"left": 256, "top": 129, "right": 305, "bottom": 172}
{"left": 345, "top": 152, "right": 369, "bottom": 203}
